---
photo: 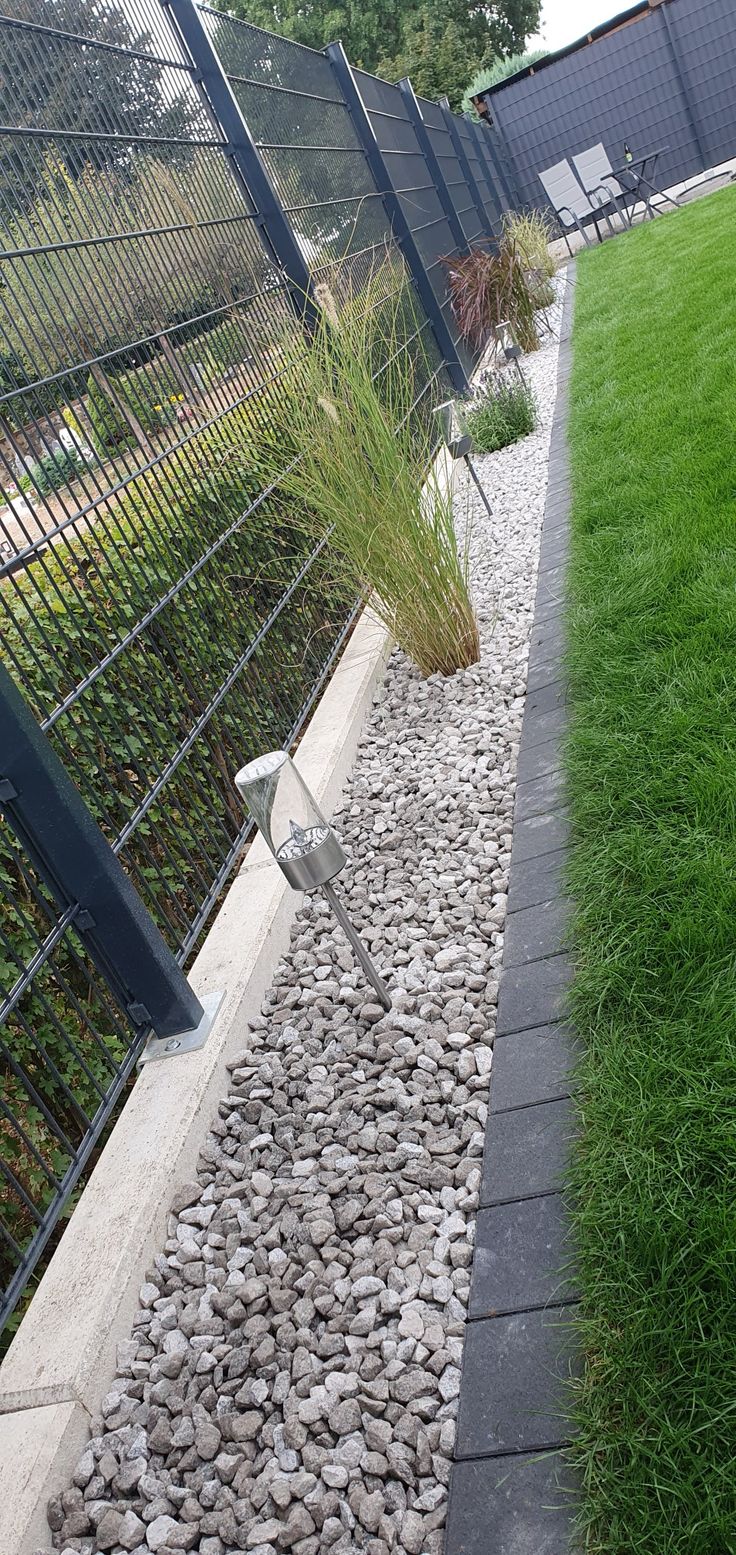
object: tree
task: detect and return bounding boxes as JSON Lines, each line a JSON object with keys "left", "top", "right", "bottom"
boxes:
{"left": 218, "top": 0, "right": 542, "bottom": 110}
{"left": 0, "top": 0, "right": 197, "bottom": 211}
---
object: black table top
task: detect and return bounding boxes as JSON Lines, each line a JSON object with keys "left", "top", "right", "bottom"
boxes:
{"left": 611, "top": 146, "right": 669, "bottom": 178}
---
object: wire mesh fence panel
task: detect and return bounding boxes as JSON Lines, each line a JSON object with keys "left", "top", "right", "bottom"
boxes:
{"left": 0, "top": 0, "right": 476, "bottom": 1327}
{"left": 417, "top": 96, "right": 484, "bottom": 248}
{"left": 459, "top": 117, "right": 500, "bottom": 233}
{"left": 196, "top": 8, "right": 450, "bottom": 413}
{"left": 352, "top": 70, "right": 474, "bottom": 383}
{"left": 0, "top": 0, "right": 355, "bottom": 1328}
{"left": 198, "top": 9, "right": 383, "bottom": 277}
{"left": 467, "top": 120, "right": 506, "bottom": 228}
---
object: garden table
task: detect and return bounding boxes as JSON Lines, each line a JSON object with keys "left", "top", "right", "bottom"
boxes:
{"left": 610, "top": 147, "right": 681, "bottom": 222}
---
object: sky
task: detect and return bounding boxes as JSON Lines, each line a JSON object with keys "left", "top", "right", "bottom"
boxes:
{"left": 529, "top": 0, "right": 622, "bottom": 54}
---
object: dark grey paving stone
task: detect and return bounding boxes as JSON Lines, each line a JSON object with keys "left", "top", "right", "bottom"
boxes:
{"left": 538, "top": 530, "right": 569, "bottom": 563}
{"left": 496, "top": 953, "right": 571, "bottom": 1037}
{"left": 543, "top": 497, "right": 570, "bottom": 525}
{"left": 538, "top": 532, "right": 570, "bottom": 566}
{"left": 525, "top": 656, "right": 566, "bottom": 697}
{"left": 514, "top": 768, "right": 567, "bottom": 821}
{"left": 469, "top": 1194, "right": 578, "bottom": 1317}
{"left": 480, "top": 1097, "right": 574, "bottom": 1206}
{"left": 528, "top": 616, "right": 566, "bottom": 663}
{"left": 541, "top": 518, "right": 569, "bottom": 544}
{"left": 519, "top": 703, "right": 568, "bottom": 752}
{"left": 511, "top": 808, "right": 570, "bottom": 864}
{"left": 516, "top": 735, "right": 562, "bottom": 785}
{"left": 507, "top": 846, "right": 566, "bottom": 912}
{"left": 535, "top": 565, "right": 566, "bottom": 611}
{"left": 525, "top": 681, "right": 567, "bottom": 720}
{"left": 527, "top": 644, "right": 565, "bottom": 687}
{"left": 536, "top": 561, "right": 568, "bottom": 595}
{"left": 455, "top": 1304, "right": 580, "bottom": 1456}
{"left": 503, "top": 897, "right": 570, "bottom": 968}
{"left": 490, "top": 1024, "right": 578, "bottom": 1113}
{"left": 446, "top": 1452, "right": 577, "bottom": 1555}
{"left": 534, "top": 595, "right": 565, "bottom": 625}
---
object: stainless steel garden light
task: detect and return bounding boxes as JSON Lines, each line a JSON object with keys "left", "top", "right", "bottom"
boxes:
{"left": 493, "top": 320, "right": 527, "bottom": 385}
{"left": 434, "top": 398, "right": 493, "bottom": 520}
{"left": 234, "top": 751, "right": 391, "bottom": 1010}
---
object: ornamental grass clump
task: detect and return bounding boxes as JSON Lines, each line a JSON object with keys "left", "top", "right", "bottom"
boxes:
{"left": 441, "top": 236, "right": 539, "bottom": 353}
{"left": 466, "top": 377, "right": 537, "bottom": 453}
{"left": 503, "top": 208, "right": 558, "bottom": 312}
{"left": 501, "top": 206, "right": 553, "bottom": 283}
{"left": 270, "top": 272, "right": 480, "bottom": 678}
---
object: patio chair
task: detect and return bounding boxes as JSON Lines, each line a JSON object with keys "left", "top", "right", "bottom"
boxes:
{"left": 572, "top": 144, "right": 630, "bottom": 229}
{"left": 538, "top": 159, "right": 613, "bottom": 254}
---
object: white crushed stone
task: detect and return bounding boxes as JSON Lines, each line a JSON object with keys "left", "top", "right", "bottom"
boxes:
{"left": 45, "top": 278, "right": 565, "bottom": 1555}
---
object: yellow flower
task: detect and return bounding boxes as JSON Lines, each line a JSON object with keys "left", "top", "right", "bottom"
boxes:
{"left": 177, "top": 394, "right": 185, "bottom": 402}
{"left": 153, "top": 403, "right": 162, "bottom": 411}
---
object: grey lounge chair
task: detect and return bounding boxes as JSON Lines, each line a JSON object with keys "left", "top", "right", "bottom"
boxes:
{"left": 572, "top": 143, "right": 630, "bottom": 229}
{"left": 538, "top": 158, "right": 612, "bottom": 254}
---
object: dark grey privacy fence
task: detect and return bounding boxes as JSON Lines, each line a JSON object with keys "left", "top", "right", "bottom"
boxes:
{"left": 0, "top": 0, "right": 511, "bottom": 1330}
{"left": 476, "top": 0, "right": 736, "bottom": 213}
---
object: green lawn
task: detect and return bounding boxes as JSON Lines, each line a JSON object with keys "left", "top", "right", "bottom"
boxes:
{"left": 566, "top": 186, "right": 736, "bottom": 1553}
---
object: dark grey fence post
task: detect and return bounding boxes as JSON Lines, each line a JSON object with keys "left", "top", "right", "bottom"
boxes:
{"left": 0, "top": 664, "right": 205, "bottom": 1043}
{"left": 438, "top": 97, "right": 496, "bottom": 240}
{"left": 325, "top": 43, "right": 469, "bottom": 392}
{"left": 165, "top": 0, "right": 320, "bottom": 330}
{"left": 658, "top": 2, "right": 708, "bottom": 172}
{"left": 398, "top": 78, "right": 468, "bottom": 253}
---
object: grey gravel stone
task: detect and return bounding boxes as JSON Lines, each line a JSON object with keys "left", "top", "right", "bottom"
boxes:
{"left": 146, "top": 1516, "right": 179, "bottom": 1552}
{"left": 95, "top": 1509, "right": 124, "bottom": 1551}
{"left": 118, "top": 1511, "right": 148, "bottom": 1551}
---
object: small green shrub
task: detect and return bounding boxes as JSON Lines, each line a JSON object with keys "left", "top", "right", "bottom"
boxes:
{"left": 24, "top": 446, "right": 82, "bottom": 497}
{"left": 85, "top": 361, "right": 184, "bottom": 455}
{"left": 466, "top": 378, "right": 537, "bottom": 453}
{"left": 182, "top": 317, "right": 252, "bottom": 381}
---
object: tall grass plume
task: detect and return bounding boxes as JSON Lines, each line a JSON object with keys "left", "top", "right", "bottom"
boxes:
{"left": 268, "top": 267, "right": 480, "bottom": 678}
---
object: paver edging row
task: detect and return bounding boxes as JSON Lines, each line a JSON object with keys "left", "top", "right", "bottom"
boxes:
{"left": 445, "top": 264, "right": 580, "bottom": 1555}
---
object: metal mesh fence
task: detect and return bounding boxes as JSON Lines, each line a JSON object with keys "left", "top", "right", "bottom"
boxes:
{"left": 352, "top": 69, "right": 476, "bottom": 383}
{"left": 418, "top": 95, "right": 484, "bottom": 247}
{"left": 0, "top": 0, "right": 493, "bottom": 1329}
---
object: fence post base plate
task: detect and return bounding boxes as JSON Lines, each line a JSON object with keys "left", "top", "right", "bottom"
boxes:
{"left": 139, "top": 988, "right": 225, "bottom": 1063}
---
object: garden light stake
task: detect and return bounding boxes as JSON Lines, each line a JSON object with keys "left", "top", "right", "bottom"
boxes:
{"left": 235, "top": 750, "right": 391, "bottom": 1010}
{"left": 434, "top": 398, "right": 494, "bottom": 520}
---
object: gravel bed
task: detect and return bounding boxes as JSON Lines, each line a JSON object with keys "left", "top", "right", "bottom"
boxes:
{"left": 45, "top": 280, "right": 566, "bottom": 1555}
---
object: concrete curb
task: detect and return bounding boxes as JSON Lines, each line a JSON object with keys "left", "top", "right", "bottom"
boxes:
{"left": 446, "top": 265, "right": 581, "bottom": 1555}
{"left": 0, "top": 601, "right": 392, "bottom": 1555}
